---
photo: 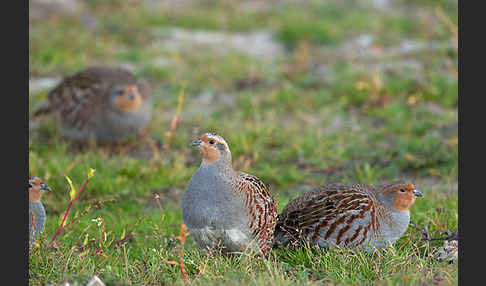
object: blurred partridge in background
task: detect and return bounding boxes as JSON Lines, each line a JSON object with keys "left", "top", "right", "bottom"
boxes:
{"left": 32, "top": 66, "right": 153, "bottom": 143}
{"left": 274, "top": 182, "right": 422, "bottom": 251}
{"left": 182, "top": 133, "right": 278, "bottom": 254}
{"left": 29, "top": 176, "right": 50, "bottom": 243}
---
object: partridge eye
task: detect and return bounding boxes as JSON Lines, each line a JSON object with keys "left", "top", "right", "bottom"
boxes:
{"left": 28, "top": 183, "right": 33, "bottom": 188}
{"left": 399, "top": 189, "right": 406, "bottom": 192}
{"left": 209, "top": 140, "right": 215, "bottom": 145}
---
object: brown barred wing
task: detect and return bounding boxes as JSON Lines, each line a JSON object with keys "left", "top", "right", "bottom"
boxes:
{"left": 236, "top": 172, "right": 278, "bottom": 253}
{"left": 47, "top": 70, "right": 107, "bottom": 129}
{"left": 274, "top": 183, "right": 382, "bottom": 249}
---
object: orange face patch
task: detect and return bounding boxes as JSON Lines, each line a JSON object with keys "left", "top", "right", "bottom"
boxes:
{"left": 31, "top": 177, "right": 42, "bottom": 186}
{"left": 29, "top": 177, "right": 43, "bottom": 202}
{"left": 198, "top": 134, "right": 222, "bottom": 164}
{"left": 391, "top": 193, "right": 416, "bottom": 211}
{"left": 115, "top": 85, "right": 143, "bottom": 112}
{"left": 383, "top": 183, "right": 417, "bottom": 211}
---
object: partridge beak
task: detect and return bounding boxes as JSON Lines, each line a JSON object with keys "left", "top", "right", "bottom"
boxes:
{"left": 191, "top": 139, "right": 202, "bottom": 147}
{"left": 40, "top": 184, "right": 51, "bottom": 191}
{"left": 413, "top": 189, "right": 422, "bottom": 197}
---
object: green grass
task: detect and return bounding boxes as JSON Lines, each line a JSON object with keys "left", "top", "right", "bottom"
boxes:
{"left": 29, "top": 0, "right": 457, "bottom": 285}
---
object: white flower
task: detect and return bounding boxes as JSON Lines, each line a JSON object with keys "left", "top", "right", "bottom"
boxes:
{"left": 91, "top": 217, "right": 103, "bottom": 226}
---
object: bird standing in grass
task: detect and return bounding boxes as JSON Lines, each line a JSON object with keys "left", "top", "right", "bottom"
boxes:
{"left": 29, "top": 176, "right": 51, "bottom": 243}
{"left": 32, "top": 66, "right": 153, "bottom": 143}
{"left": 274, "top": 182, "right": 422, "bottom": 252}
{"left": 182, "top": 133, "right": 278, "bottom": 254}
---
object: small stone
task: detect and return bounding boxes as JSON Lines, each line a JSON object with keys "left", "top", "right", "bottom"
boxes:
{"left": 434, "top": 240, "right": 458, "bottom": 264}
{"left": 87, "top": 275, "right": 105, "bottom": 286}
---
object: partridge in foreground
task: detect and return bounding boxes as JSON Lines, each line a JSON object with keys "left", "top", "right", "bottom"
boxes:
{"left": 32, "top": 66, "right": 153, "bottom": 143}
{"left": 29, "top": 177, "right": 51, "bottom": 242}
{"left": 182, "top": 133, "right": 278, "bottom": 254}
{"left": 274, "top": 182, "right": 422, "bottom": 252}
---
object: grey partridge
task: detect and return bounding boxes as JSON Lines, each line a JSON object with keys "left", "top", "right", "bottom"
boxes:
{"left": 274, "top": 182, "right": 422, "bottom": 252}
{"left": 29, "top": 176, "right": 51, "bottom": 242}
{"left": 182, "top": 133, "right": 278, "bottom": 254}
{"left": 32, "top": 66, "right": 153, "bottom": 143}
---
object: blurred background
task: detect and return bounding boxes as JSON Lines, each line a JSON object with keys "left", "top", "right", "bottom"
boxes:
{"left": 29, "top": 0, "right": 458, "bottom": 191}
{"left": 29, "top": 0, "right": 457, "bottom": 284}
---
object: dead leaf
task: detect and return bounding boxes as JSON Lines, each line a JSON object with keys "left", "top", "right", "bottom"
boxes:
{"left": 405, "top": 153, "right": 417, "bottom": 161}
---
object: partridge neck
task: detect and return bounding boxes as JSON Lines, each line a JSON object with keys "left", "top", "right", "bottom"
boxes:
{"left": 29, "top": 190, "right": 42, "bottom": 203}
{"left": 199, "top": 160, "right": 237, "bottom": 183}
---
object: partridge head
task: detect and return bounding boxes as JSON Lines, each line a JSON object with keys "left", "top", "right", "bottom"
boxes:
{"left": 191, "top": 133, "right": 231, "bottom": 165}
{"left": 376, "top": 182, "right": 422, "bottom": 211}
{"left": 29, "top": 176, "right": 51, "bottom": 203}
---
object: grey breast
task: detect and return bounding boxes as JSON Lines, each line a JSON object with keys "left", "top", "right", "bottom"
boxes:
{"left": 29, "top": 202, "right": 46, "bottom": 241}
{"left": 182, "top": 165, "right": 248, "bottom": 231}
{"left": 97, "top": 97, "right": 152, "bottom": 142}
{"left": 381, "top": 210, "right": 410, "bottom": 245}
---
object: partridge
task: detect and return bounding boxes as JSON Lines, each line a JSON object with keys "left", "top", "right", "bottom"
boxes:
{"left": 274, "top": 182, "right": 422, "bottom": 252}
{"left": 182, "top": 133, "right": 278, "bottom": 254}
{"left": 29, "top": 176, "right": 51, "bottom": 242}
{"left": 32, "top": 66, "right": 153, "bottom": 143}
